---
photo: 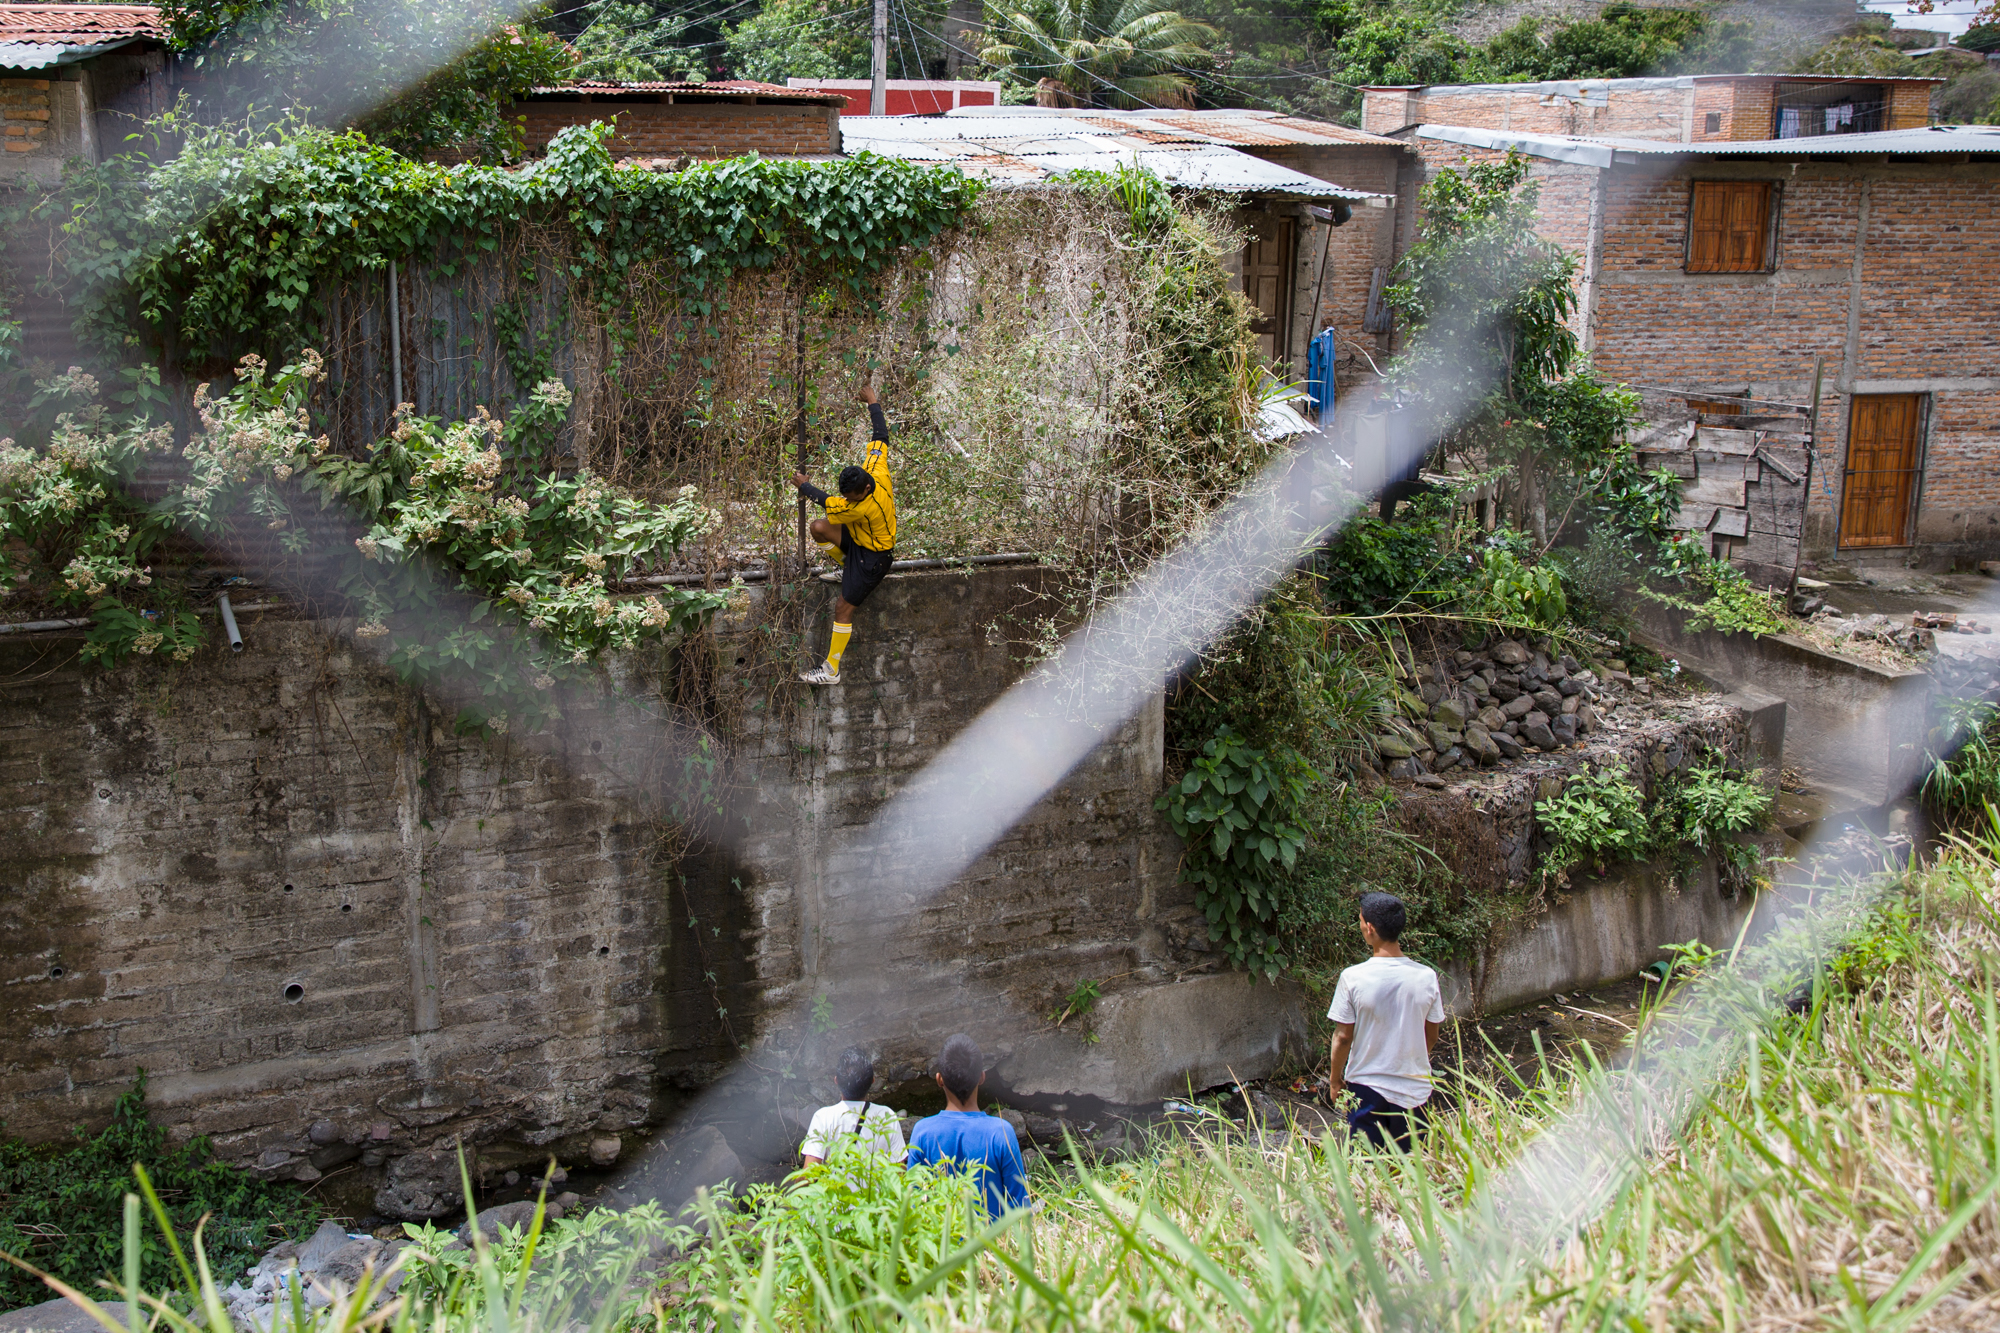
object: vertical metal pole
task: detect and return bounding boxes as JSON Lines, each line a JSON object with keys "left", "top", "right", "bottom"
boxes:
{"left": 870, "top": 0, "right": 887, "bottom": 116}
{"left": 796, "top": 296, "right": 809, "bottom": 566}
{"left": 388, "top": 259, "right": 403, "bottom": 409}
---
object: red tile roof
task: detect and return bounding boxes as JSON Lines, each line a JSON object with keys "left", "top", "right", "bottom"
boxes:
{"left": 0, "top": 3, "right": 164, "bottom": 44}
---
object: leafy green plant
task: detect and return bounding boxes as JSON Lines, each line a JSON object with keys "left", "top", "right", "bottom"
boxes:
{"left": 1642, "top": 532, "right": 1788, "bottom": 637}
{"left": 981, "top": 0, "right": 1220, "bottom": 109}
{"left": 1467, "top": 547, "right": 1567, "bottom": 628}
{"left": 0, "top": 1073, "right": 324, "bottom": 1308}
{"left": 1661, "top": 763, "right": 1771, "bottom": 885}
{"left": 1535, "top": 764, "right": 1649, "bottom": 880}
{"left": 1921, "top": 697, "right": 2000, "bottom": 826}
{"left": 1050, "top": 978, "right": 1103, "bottom": 1042}
{"left": 1157, "top": 724, "right": 1316, "bottom": 977}
{"left": 673, "top": 1149, "right": 1005, "bottom": 1325}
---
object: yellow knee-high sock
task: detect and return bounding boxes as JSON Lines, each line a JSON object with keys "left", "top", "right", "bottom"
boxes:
{"left": 824, "top": 622, "right": 853, "bottom": 675}
{"left": 819, "top": 543, "right": 844, "bottom": 565}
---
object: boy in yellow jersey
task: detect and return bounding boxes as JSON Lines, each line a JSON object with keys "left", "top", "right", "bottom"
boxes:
{"left": 791, "top": 384, "right": 895, "bottom": 685}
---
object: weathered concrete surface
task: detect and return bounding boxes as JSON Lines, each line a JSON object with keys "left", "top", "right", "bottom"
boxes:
{"left": 0, "top": 567, "right": 1285, "bottom": 1205}
{"left": 1002, "top": 972, "right": 1308, "bottom": 1104}
{"left": 1633, "top": 602, "right": 1931, "bottom": 807}
{"left": 0, "top": 1300, "right": 129, "bottom": 1333}
{"left": 1441, "top": 849, "right": 1782, "bottom": 1017}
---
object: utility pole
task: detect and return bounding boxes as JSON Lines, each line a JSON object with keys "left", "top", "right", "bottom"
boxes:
{"left": 870, "top": 0, "right": 887, "bottom": 116}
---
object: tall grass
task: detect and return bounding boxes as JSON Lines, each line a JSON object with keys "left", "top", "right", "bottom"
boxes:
{"left": 11, "top": 824, "right": 2000, "bottom": 1331}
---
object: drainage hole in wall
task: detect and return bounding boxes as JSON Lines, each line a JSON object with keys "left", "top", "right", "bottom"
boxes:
{"left": 48, "top": 965, "right": 65, "bottom": 979}
{"left": 283, "top": 883, "right": 295, "bottom": 892}
{"left": 96, "top": 789, "right": 111, "bottom": 800}
{"left": 283, "top": 983, "right": 305, "bottom": 1003}
{"left": 591, "top": 740, "right": 602, "bottom": 753}
{"left": 598, "top": 946, "right": 610, "bottom": 956}
{"left": 340, "top": 903, "right": 353, "bottom": 913}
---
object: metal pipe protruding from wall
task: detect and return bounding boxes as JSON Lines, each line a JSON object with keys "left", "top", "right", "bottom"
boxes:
{"left": 217, "top": 593, "right": 244, "bottom": 653}
{"left": 388, "top": 259, "right": 404, "bottom": 409}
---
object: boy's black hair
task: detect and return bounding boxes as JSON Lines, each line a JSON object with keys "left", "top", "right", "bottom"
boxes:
{"left": 936, "top": 1033, "right": 983, "bottom": 1100}
{"left": 1359, "top": 892, "right": 1407, "bottom": 943}
{"left": 837, "top": 465, "right": 874, "bottom": 499}
{"left": 835, "top": 1046, "right": 874, "bottom": 1101}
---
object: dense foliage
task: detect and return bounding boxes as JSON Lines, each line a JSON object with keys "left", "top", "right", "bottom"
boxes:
{"left": 45, "top": 121, "right": 982, "bottom": 370}
{"left": 1156, "top": 725, "right": 1315, "bottom": 977}
{"left": 1921, "top": 698, "right": 2000, "bottom": 826}
{"left": 0, "top": 1074, "right": 323, "bottom": 1309}
{"left": 981, "top": 0, "right": 1221, "bottom": 108}
{"left": 1536, "top": 760, "right": 1772, "bottom": 886}
{"left": 158, "top": 0, "right": 576, "bottom": 162}
{"left": 2, "top": 351, "right": 729, "bottom": 732}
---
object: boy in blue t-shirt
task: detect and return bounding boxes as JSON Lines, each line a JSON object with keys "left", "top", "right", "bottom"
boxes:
{"left": 904, "top": 1034, "right": 1029, "bottom": 1219}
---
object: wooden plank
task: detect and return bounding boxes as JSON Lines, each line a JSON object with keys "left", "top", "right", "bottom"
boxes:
{"left": 1711, "top": 508, "right": 1750, "bottom": 538}
{"left": 1639, "top": 451, "right": 1697, "bottom": 478}
{"left": 1696, "top": 427, "right": 1760, "bottom": 455}
{"left": 1696, "top": 453, "right": 1748, "bottom": 481}
{"left": 1754, "top": 447, "right": 1804, "bottom": 484}
{"left": 1697, "top": 413, "right": 1810, "bottom": 431}
{"left": 1672, "top": 503, "right": 1716, "bottom": 531}
{"left": 1739, "top": 530, "right": 1790, "bottom": 567}
{"left": 1686, "top": 475, "right": 1748, "bottom": 507}
{"left": 1744, "top": 457, "right": 1760, "bottom": 484}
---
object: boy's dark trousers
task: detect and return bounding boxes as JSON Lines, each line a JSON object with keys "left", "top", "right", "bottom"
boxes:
{"left": 1345, "top": 1081, "right": 1427, "bottom": 1150}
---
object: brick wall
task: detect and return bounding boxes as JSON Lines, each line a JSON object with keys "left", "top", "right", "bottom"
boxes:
{"left": 1, "top": 78, "right": 51, "bottom": 157}
{"left": 1889, "top": 81, "right": 1932, "bottom": 130}
{"left": 511, "top": 99, "right": 840, "bottom": 159}
{"left": 1586, "top": 161, "right": 2000, "bottom": 566}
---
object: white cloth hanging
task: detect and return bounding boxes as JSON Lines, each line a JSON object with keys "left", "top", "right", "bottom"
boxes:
{"left": 1779, "top": 107, "right": 1802, "bottom": 138}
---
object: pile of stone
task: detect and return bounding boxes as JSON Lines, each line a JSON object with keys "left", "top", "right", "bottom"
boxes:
{"left": 1371, "top": 638, "right": 1653, "bottom": 780}
{"left": 222, "top": 1221, "right": 407, "bottom": 1331}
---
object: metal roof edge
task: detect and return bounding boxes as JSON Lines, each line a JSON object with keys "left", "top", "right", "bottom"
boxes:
{"left": 1413, "top": 123, "right": 1614, "bottom": 168}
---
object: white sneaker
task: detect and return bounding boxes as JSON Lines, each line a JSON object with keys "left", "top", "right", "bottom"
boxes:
{"left": 800, "top": 664, "right": 840, "bottom": 685}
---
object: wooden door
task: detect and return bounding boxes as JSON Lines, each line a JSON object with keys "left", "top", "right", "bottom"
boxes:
{"left": 1840, "top": 393, "right": 1924, "bottom": 548}
{"left": 1242, "top": 215, "right": 1296, "bottom": 366}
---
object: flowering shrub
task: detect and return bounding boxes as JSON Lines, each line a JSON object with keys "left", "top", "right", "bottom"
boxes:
{"left": 1, "top": 354, "right": 727, "bottom": 730}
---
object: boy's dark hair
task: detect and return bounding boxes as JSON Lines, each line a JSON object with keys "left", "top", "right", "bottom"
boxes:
{"left": 835, "top": 1046, "right": 874, "bottom": 1101}
{"left": 936, "top": 1033, "right": 983, "bottom": 1100}
{"left": 1359, "top": 892, "right": 1407, "bottom": 943}
{"left": 837, "top": 465, "right": 874, "bottom": 499}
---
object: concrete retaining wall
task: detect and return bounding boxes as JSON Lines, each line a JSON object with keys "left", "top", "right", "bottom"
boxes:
{"left": 1633, "top": 602, "right": 1931, "bottom": 807}
{"left": 0, "top": 567, "right": 1301, "bottom": 1213}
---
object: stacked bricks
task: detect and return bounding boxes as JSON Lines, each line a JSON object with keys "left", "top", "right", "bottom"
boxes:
{"left": 2, "top": 78, "right": 51, "bottom": 154}
{"left": 511, "top": 99, "right": 840, "bottom": 160}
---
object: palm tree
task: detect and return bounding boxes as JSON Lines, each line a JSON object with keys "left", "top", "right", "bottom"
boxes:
{"left": 982, "top": 0, "right": 1220, "bottom": 110}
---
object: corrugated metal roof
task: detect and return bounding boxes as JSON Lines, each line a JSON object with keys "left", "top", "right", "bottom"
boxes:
{"left": 1417, "top": 122, "right": 2000, "bottom": 165}
{"left": 842, "top": 119, "right": 1390, "bottom": 198}
{"left": 843, "top": 108, "right": 1399, "bottom": 196}
{"left": 527, "top": 79, "right": 842, "bottom": 103}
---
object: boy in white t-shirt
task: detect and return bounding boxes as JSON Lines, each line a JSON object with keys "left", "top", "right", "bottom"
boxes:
{"left": 1328, "top": 892, "right": 1445, "bottom": 1150}
{"left": 801, "top": 1046, "right": 906, "bottom": 1166}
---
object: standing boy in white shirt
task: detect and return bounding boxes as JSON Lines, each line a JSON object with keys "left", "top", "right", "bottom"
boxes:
{"left": 801, "top": 1046, "right": 906, "bottom": 1167}
{"left": 1327, "top": 893, "right": 1445, "bottom": 1150}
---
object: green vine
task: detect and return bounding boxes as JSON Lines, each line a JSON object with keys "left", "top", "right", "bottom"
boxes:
{"left": 46, "top": 120, "right": 982, "bottom": 370}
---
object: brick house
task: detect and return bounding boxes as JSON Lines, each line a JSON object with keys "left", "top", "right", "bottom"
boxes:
{"left": 1362, "top": 72, "right": 1942, "bottom": 145}
{"left": 510, "top": 80, "right": 844, "bottom": 161}
{"left": 844, "top": 107, "right": 1410, "bottom": 398}
{"left": 0, "top": 3, "right": 173, "bottom": 183}
{"left": 1357, "top": 66, "right": 1997, "bottom": 574}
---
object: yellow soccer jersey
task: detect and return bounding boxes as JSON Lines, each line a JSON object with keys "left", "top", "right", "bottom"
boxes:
{"left": 820, "top": 406, "right": 896, "bottom": 552}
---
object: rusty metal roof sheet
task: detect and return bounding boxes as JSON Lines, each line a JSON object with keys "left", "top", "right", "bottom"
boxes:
{"left": 527, "top": 79, "right": 843, "bottom": 103}
{"left": 0, "top": 2, "right": 162, "bottom": 64}
{"left": 0, "top": 3, "right": 163, "bottom": 42}
{"left": 842, "top": 116, "right": 1391, "bottom": 199}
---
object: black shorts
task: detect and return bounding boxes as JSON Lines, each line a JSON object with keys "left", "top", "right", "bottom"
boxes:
{"left": 838, "top": 527, "right": 894, "bottom": 606}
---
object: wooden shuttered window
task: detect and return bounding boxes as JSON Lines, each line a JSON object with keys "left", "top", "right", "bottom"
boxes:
{"left": 1686, "top": 181, "right": 1774, "bottom": 273}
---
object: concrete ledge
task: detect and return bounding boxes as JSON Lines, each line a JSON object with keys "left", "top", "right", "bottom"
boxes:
{"left": 998, "top": 971, "right": 1308, "bottom": 1104}
{"left": 1634, "top": 602, "right": 1931, "bottom": 806}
